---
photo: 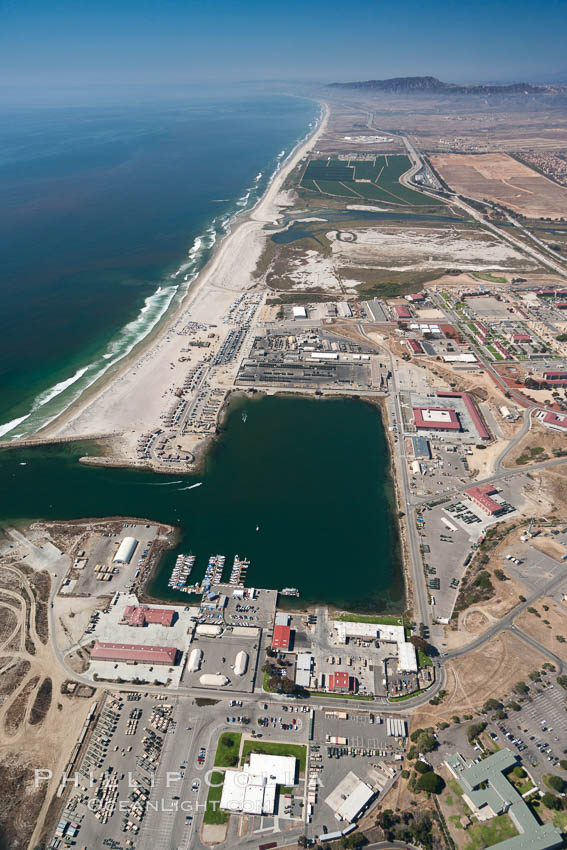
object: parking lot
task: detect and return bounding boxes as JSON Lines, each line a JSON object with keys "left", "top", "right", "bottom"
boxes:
{"left": 307, "top": 707, "right": 405, "bottom": 835}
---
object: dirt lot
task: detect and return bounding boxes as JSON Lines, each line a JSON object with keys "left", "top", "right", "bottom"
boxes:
{"left": 514, "top": 597, "right": 567, "bottom": 662}
{"left": 431, "top": 152, "right": 567, "bottom": 219}
{"left": 411, "top": 631, "right": 548, "bottom": 729}
{"left": 446, "top": 565, "right": 528, "bottom": 651}
{"left": 0, "top": 529, "right": 97, "bottom": 850}
{"left": 504, "top": 422, "right": 567, "bottom": 468}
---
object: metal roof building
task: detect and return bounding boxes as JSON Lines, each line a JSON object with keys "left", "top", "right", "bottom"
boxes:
{"left": 295, "top": 652, "right": 313, "bottom": 688}
{"left": 234, "top": 650, "right": 249, "bottom": 676}
{"left": 113, "top": 537, "right": 138, "bottom": 564}
{"left": 91, "top": 641, "right": 177, "bottom": 666}
{"left": 272, "top": 624, "right": 291, "bottom": 650}
{"left": 325, "top": 771, "right": 375, "bottom": 823}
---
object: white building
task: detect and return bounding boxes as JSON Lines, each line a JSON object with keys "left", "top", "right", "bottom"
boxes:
{"left": 220, "top": 754, "right": 296, "bottom": 815}
{"left": 113, "top": 537, "right": 138, "bottom": 564}
{"left": 332, "top": 621, "right": 417, "bottom": 673}
{"left": 325, "top": 771, "right": 375, "bottom": 823}
{"left": 295, "top": 652, "right": 313, "bottom": 688}
{"left": 293, "top": 306, "right": 308, "bottom": 319}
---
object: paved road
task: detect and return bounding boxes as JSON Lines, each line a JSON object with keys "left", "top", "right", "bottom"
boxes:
{"left": 444, "top": 564, "right": 567, "bottom": 671}
{"left": 356, "top": 323, "right": 429, "bottom": 630}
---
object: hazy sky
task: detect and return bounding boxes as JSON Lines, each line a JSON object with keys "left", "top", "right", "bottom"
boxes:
{"left": 1, "top": 0, "right": 565, "bottom": 93}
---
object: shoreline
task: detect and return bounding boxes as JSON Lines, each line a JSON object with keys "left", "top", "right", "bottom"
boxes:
{"left": 0, "top": 99, "right": 329, "bottom": 451}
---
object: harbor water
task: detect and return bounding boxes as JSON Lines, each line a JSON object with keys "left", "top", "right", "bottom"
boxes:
{"left": 0, "top": 395, "right": 404, "bottom": 613}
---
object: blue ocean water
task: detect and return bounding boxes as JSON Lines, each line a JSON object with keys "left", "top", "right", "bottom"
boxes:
{"left": 0, "top": 92, "right": 319, "bottom": 438}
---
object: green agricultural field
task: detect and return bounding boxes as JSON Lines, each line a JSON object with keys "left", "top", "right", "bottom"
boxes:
{"left": 314, "top": 180, "right": 360, "bottom": 197}
{"left": 301, "top": 155, "right": 441, "bottom": 206}
{"left": 203, "top": 771, "right": 229, "bottom": 825}
{"left": 214, "top": 732, "right": 242, "bottom": 767}
{"left": 240, "top": 740, "right": 306, "bottom": 775}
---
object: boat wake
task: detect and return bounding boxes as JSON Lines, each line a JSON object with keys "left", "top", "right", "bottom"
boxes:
{"left": 178, "top": 482, "right": 203, "bottom": 491}
{"left": 146, "top": 480, "right": 183, "bottom": 486}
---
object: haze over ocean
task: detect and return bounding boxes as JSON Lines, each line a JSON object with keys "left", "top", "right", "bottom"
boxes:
{"left": 0, "top": 92, "right": 318, "bottom": 438}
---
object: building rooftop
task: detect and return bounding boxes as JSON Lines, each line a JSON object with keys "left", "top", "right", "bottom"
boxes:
{"left": 413, "top": 407, "right": 461, "bottom": 430}
{"left": 446, "top": 750, "right": 563, "bottom": 850}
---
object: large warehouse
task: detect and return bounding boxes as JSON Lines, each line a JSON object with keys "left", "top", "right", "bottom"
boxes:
{"left": 113, "top": 537, "right": 139, "bottom": 564}
{"left": 91, "top": 641, "right": 178, "bottom": 666}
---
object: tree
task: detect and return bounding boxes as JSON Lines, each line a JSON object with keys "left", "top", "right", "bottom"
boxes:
{"left": 415, "top": 760, "right": 432, "bottom": 774}
{"left": 467, "top": 722, "right": 487, "bottom": 743}
{"left": 416, "top": 771, "right": 445, "bottom": 794}
{"left": 483, "top": 698, "right": 503, "bottom": 713}
{"left": 410, "top": 635, "right": 430, "bottom": 653}
{"left": 339, "top": 833, "right": 368, "bottom": 849}
{"left": 542, "top": 792, "right": 561, "bottom": 810}
{"left": 513, "top": 681, "right": 529, "bottom": 695}
{"left": 547, "top": 775, "right": 566, "bottom": 793}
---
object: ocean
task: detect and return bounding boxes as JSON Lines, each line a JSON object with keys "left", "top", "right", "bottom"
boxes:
{"left": 0, "top": 91, "right": 319, "bottom": 439}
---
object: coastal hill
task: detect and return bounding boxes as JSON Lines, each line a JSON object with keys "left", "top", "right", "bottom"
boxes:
{"left": 328, "top": 75, "right": 551, "bottom": 95}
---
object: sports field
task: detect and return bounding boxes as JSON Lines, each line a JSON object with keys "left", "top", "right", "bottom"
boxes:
{"left": 301, "top": 155, "right": 441, "bottom": 206}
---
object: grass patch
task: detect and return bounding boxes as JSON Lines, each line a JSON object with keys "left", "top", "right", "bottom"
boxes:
{"left": 203, "top": 771, "right": 229, "bottom": 825}
{"left": 214, "top": 732, "right": 242, "bottom": 768}
{"left": 388, "top": 689, "right": 427, "bottom": 702}
{"left": 418, "top": 650, "right": 433, "bottom": 667}
{"left": 472, "top": 272, "right": 507, "bottom": 284}
{"left": 463, "top": 814, "right": 518, "bottom": 850}
{"left": 308, "top": 690, "right": 374, "bottom": 701}
{"left": 335, "top": 613, "right": 403, "bottom": 625}
{"left": 241, "top": 740, "right": 307, "bottom": 775}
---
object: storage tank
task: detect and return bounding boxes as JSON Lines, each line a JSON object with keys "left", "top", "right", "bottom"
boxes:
{"left": 188, "top": 648, "right": 203, "bottom": 673}
{"left": 234, "top": 650, "right": 248, "bottom": 676}
{"left": 196, "top": 624, "right": 222, "bottom": 637}
{"left": 199, "top": 673, "right": 229, "bottom": 687}
{"left": 113, "top": 537, "right": 138, "bottom": 564}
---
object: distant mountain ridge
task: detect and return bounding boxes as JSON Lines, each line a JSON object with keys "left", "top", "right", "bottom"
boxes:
{"left": 328, "top": 75, "right": 551, "bottom": 95}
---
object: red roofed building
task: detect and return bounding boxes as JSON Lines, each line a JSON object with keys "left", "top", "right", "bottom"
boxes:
{"left": 272, "top": 624, "right": 292, "bottom": 651}
{"left": 541, "top": 412, "right": 567, "bottom": 431}
{"left": 405, "top": 293, "right": 425, "bottom": 303}
{"left": 543, "top": 371, "right": 567, "bottom": 386}
{"left": 437, "top": 392, "right": 491, "bottom": 440}
{"left": 123, "top": 605, "right": 175, "bottom": 627}
{"left": 407, "top": 339, "right": 424, "bottom": 355}
{"left": 91, "top": 642, "right": 178, "bottom": 665}
{"left": 393, "top": 304, "right": 411, "bottom": 319}
{"left": 511, "top": 333, "right": 531, "bottom": 344}
{"left": 328, "top": 671, "right": 353, "bottom": 693}
{"left": 413, "top": 407, "right": 461, "bottom": 432}
{"left": 465, "top": 484, "right": 504, "bottom": 516}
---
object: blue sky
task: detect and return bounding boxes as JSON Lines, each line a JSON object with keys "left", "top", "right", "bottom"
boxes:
{"left": 1, "top": 0, "right": 565, "bottom": 91}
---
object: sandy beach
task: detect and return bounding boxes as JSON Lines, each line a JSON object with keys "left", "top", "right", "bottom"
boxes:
{"left": 32, "top": 102, "right": 329, "bottom": 464}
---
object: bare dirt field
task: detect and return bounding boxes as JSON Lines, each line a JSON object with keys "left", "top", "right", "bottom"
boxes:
{"left": 504, "top": 422, "right": 567, "bottom": 468}
{"left": 514, "top": 598, "right": 567, "bottom": 663}
{"left": 431, "top": 152, "right": 567, "bottom": 219}
{"left": 328, "top": 225, "right": 530, "bottom": 272}
{"left": 411, "top": 631, "right": 548, "bottom": 729}
{"left": 0, "top": 532, "right": 97, "bottom": 850}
